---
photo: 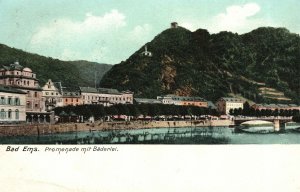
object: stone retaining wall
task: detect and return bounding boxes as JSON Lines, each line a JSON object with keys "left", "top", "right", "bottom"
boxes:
{"left": 0, "top": 120, "right": 234, "bottom": 137}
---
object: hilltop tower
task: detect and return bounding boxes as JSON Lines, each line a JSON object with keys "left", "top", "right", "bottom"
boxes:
{"left": 171, "top": 22, "right": 178, "bottom": 28}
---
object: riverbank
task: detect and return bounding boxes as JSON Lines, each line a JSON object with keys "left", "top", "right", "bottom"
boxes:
{"left": 0, "top": 120, "right": 234, "bottom": 137}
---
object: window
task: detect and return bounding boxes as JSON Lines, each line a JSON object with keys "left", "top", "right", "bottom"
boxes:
{"left": 51, "top": 92, "right": 54, "bottom": 95}
{"left": 48, "top": 85, "right": 51, "bottom": 89}
{"left": 0, "top": 109, "right": 5, "bottom": 119}
{"left": 35, "top": 104, "right": 38, "bottom": 108}
{"left": 8, "top": 97, "right": 12, "bottom": 105}
{"left": 46, "top": 92, "right": 49, "bottom": 95}
{"left": 34, "top": 92, "right": 38, "bottom": 97}
{"left": 26, "top": 101, "right": 31, "bottom": 108}
{"left": 65, "top": 99, "right": 68, "bottom": 102}
{"left": 0, "top": 97, "right": 5, "bottom": 105}
{"left": 15, "top": 98, "right": 19, "bottom": 105}
{"left": 8, "top": 109, "right": 12, "bottom": 119}
{"left": 15, "top": 109, "right": 19, "bottom": 120}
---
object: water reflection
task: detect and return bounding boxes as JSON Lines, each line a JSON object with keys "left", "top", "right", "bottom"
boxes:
{"left": 1, "top": 124, "right": 300, "bottom": 144}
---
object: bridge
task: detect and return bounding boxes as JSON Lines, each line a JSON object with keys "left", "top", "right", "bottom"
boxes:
{"left": 234, "top": 117, "right": 293, "bottom": 131}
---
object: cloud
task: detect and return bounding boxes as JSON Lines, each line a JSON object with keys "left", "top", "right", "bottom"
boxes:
{"left": 212, "top": 2, "right": 262, "bottom": 33}
{"left": 29, "top": 9, "right": 155, "bottom": 63}
{"left": 129, "top": 24, "right": 152, "bottom": 39}
{"left": 181, "top": 3, "right": 267, "bottom": 34}
{"left": 29, "top": 10, "right": 127, "bottom": 63}
{"left": 30, "top": 9, "right": 126, "bottom": 45}
{"left": 127, "top": 24, "right": 153, "bottom": 45}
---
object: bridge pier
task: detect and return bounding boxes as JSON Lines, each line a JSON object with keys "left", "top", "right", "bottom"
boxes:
{"left": 274, "top": 119, "right": 280, "bottom": 132}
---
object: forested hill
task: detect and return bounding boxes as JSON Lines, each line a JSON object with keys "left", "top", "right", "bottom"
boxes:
{"left": 100, "top": 26, "right": 300, "bottom": 103}
{"left": 0, "top": 44, "right": 112, "bottom": 87}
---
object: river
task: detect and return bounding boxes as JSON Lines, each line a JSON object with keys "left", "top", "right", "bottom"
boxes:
{"left": 1, "top": 124, "right": 300, "bottom": 144}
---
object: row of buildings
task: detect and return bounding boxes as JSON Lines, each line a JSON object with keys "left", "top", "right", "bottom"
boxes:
{"left": 0, "top": 62, "right": 133, "bottom": 124}
{"left": 135, "top": 95, "right": 209, "bottom": 108}
{"left": 135, "top": 96, "right": 300, "bottom": 115}
{"left": 1, "top": 62, "right": 299, "bottom": 124}
{"left": 42, "top": 80, "right": 133, "bottom": 111}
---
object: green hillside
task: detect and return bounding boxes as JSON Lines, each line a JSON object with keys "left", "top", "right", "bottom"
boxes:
{"left": 0, "top": 44, "right": 112, "bottom": 87}
{"left": 100, "top": 26, "right": 300, "bottom": 103}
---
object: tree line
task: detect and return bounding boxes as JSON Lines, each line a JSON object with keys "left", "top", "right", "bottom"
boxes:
{"left": 54, "top": 104, "right": 219, "bottom": 121}
{"left": 230, "top": 102, "right": 300, "bottom": 117}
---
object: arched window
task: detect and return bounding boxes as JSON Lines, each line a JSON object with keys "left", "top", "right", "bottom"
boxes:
{"left": 0, "top": 109, "right": 5, "bottom": 119}
{"left": 15, "top": 109, "right": 19, "bottom": 120}
{"left": 8, "top": 109, "right": 12, "bottom": 119}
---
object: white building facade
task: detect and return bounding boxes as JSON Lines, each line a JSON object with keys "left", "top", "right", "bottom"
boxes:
{"left": 80, "top": 87, "right": 134, "bottom": 106}
{"left": 216, "top": 97, "right": 244, "bottom": 114}
{"left": 0, "top": 86, "right": 27, "bottom": 123}
{"left": 42, "top": 79, "right": 63, "bottom": 111}
{"left": 0, "top": 62, "right": 45, "bottom": 113}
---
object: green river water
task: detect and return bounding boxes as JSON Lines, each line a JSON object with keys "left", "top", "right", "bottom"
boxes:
{"left": 1, "top": 124, "right": 300, "bottom": 144}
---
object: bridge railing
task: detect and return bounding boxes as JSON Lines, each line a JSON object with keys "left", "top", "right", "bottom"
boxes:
{"left": 234, "top": 116, "right": 292, "bottom": 121}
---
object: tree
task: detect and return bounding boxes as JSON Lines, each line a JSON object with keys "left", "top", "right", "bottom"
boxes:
{"left": 292, "top": 115, "right": 300, "bottom": 122}
{"left": 273, "top": 109, "right": 279, "bottom": 117}
{"left": 243, "top": 102, "right": 251, "bottom": 116}
{"left": 128, "top": 105, "right": 140, "bottom": 118}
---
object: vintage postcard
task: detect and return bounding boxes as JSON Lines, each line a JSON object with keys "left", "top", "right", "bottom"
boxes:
{"left": 0, "top": 0, "right": 299, "bottom": 191}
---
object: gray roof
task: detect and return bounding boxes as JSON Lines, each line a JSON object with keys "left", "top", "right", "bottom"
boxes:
{"left": 220, "top": 97, "right": 244, "bottom": 102}
{"left": 207, "top": 101, "right": 217, "bottom": 109}
{"left": 134, "top": 98, "right": 162, "bottom": 104}
{"left": 1, "top": 62, "right": 24, "bottom": 71}
{"left": 53, "top": 82, "right": 63, "bottom": 94}
{"left": 80, "top": 87, "right": 98, "bottom": 93}
{"left": 97, "top": 88, "right": 120, "bottom": 94}
{"left": 0, "top": 85, "right": 27, "bottom": 94}
{"left": 289, "top": 104, "right": 298, "bottom": 107}
{"left": 159, "top": 95, "right": 207, "bottom": 102}
{"left": 277, "top": 104, "right": 289, "bottom": 108}
{"left": 62, "top": 87, "right": 80, "bottom": 97}
{"left": 254, "top": 103, "right": 299, "bottom": 108}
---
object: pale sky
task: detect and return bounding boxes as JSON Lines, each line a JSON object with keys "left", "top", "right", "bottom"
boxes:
{"left": 0, "top": 0, "right": 299, "bottom": 64}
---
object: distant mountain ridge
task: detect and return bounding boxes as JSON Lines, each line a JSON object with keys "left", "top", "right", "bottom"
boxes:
{"left": 0, "top": 44, "right": 112, "bottom": 88}
{"left": 100, "top": 26, "right": 300, "bottom": 104}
